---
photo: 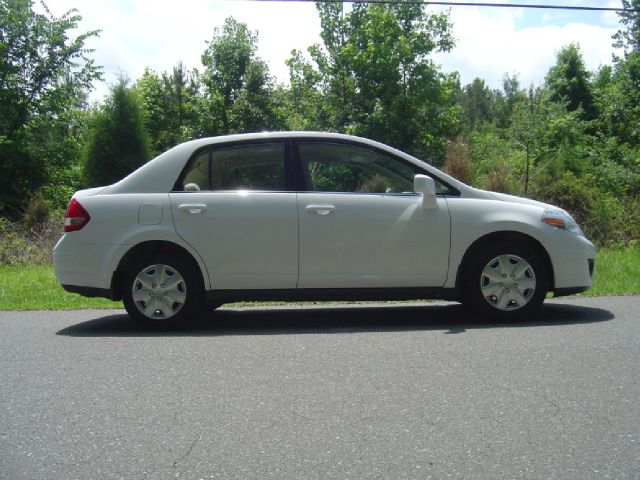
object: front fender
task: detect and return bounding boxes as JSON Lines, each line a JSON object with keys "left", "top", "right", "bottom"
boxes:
{"left": 444, "top": 198, "right": 553, "bottom": 289}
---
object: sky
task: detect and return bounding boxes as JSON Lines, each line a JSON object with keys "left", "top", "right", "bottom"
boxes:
{"left": 39, "top": 0, "right": 625, "bottom": 101}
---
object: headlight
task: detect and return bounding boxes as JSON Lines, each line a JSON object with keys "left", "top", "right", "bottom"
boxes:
{"left": 541, "top": 209, "right": 583, "bottom": 236}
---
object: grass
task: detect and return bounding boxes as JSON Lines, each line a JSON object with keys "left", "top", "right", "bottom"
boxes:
{"left": 585, "top": 246, "right": 640, "bottom": 297}
{"left": 0, "top": 247, "right": 638, "bottom": 311}
{"left": 0, "top": 265, "right": 121, "bottom": 310}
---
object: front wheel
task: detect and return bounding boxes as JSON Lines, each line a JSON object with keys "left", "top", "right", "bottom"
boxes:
{"left": 462, "top": 243, "right": 549, "bottom": 319}
{"left": 121, "top": 253, "right": 204, "bottom": 327}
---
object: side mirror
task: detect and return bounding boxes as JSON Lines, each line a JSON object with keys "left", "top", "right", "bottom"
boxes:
{"left": 414, "top": 174, "right": 438, "bottom": 210}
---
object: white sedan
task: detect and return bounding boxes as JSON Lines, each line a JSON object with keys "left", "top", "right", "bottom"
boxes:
{"left": 53, "top": 132, "right": 595, "bottom": 325}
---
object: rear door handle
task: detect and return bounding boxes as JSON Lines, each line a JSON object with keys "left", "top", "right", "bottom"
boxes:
{"left": 305, "top": 204, "right": 335, "bottom": 216}
{"left": 178, "top": 203, "right": 207, "bottom": 214}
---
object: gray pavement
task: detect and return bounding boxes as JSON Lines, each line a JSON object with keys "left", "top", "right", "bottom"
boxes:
{"left": 1, "top": 296, "right": 639, "bottom": 479}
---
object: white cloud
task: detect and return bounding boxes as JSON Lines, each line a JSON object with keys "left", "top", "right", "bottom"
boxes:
{"left": 603, "top": 0, "right": 624, "bottom": 27}
{"left": 433, "top": 5, "right": 621, "bottom": 89}
{"left": 42, "top": 0, "right": 321, "bottom": 101}
{"left": 40, "top": 1, "right": 622, "bottom": 100}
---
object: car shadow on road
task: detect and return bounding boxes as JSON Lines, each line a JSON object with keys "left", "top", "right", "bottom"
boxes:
{"left": 56, "top": 301, "right": 614, "bottom": 337}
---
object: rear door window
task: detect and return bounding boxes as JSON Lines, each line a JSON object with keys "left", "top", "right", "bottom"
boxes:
{"left": 176, "top": 142, "right": 286, "bottom": 191}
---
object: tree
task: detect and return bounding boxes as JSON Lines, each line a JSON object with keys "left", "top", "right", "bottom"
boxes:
{"left": 510, "top": 86, "right": 585, "bottom": 195}
{"left": 545, "top": 44, "right": 596, "bottom": 120}
{"left": 135, "top": 62, "right": 200, "bottom": 155}
{"left": 200, "top": 17, "right": 283, "bottom": 135}
{"left": 459, "top": 77, "right": 494, "bottom": 129}
{"left": 614, "top": 0, "right": 640, "bottom": 54}
{"left": 229, "top": 59, "right": 286, "bottom": 132}
{"left": 289, "top": 1, "right": 458, "bottom": 163}
{"left": 0, "top": 0, "right": 101, "bottom": 216}
{"left": 491, "top": 73, "right": 525, "bottom": 128}
{"left": 285, "top": 49, "right": 327, "bottom": 130}
{"left": 84, "top": 80, "right": 151, "bottom": 186}
{"left": 597, "top": 1, "right": 640, "bottom": 149}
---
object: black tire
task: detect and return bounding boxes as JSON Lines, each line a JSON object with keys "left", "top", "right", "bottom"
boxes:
{"left": 121, "top": 252, "right": 205, "bottom": 327}
{"left": 461, "top": 241, "right": 549, "bottom": 320}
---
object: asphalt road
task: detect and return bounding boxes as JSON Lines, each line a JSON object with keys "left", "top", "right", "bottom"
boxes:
{"left": 1, "top": 296, "right": 639, "bottom": 480}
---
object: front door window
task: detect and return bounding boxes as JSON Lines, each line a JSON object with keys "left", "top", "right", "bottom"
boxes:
{"left": 299, "top": 142, "right": 417, "bottom": 194}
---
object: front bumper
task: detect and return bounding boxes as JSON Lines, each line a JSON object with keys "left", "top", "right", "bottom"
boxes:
{"left": 549, "top": 233, "right": 596, "bottom": 293}
{"left": 552, "top": 257, "right": 595, "bottom": 297}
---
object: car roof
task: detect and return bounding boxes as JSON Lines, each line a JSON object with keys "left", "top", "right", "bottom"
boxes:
{"left": 178, "top": 131, "right": 397, "bottom": 150}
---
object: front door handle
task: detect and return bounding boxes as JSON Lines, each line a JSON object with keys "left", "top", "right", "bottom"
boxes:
{"left": 178, "top": 203, "right": 207, "bottom": 214}
{"left": 305, "top": 204, "right": 335, "bottom": 216}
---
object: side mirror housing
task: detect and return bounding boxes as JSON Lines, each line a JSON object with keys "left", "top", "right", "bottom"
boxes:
{"left": 414, "top": 174, "right": 438, "bottom": 210}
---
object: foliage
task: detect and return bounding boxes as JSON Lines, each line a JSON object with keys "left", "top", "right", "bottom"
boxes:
{"left": 596, "top": 52, "right": 640, "bottom": 148}
{"left": 84, "top": 79, "right": 151, "bottom": 186}
{"left": 41, "top": 163, "right": 84, "bottom": 210}
{"left": 288, "top": 1, "right": 458, "bottom": 164}
{"left": 466, "top": 125, "right": 519, "bottom": 193}
{"left": 613, "top": 0, "right": 640, "bottom": 54}
{"left": 545, "top": 43, "right": 596, "bottom": 120}
{"left": 493, "top": 73, "right": 526, "bottom": 128}
{"left": 0, "top": 0, "right": 101, "bottom": 218}
{"left": 458, "top": 77, "right": 496, "bottom": 129}
{"left": 503, "top": 84, "right": 588, "bottom": 195}
{"left": 0, "top": 212, "right": 63, "bottom": 265}
{"left": 443, "top": 137, "right": 472, "bottom": 185}
{"left": 22, "top": 193, "right": 49, "bottom": 227}
{"left": 535, "top": 172, "right": 639, "bottom": 247}
{"left": 286, "top": 49, "right": 326, "bottom": 130}
{"left": 134, "top": 63, "right": 201, "bottom": 156}
{"left": 201, "top": 17, "right": 284, "bottom": 135}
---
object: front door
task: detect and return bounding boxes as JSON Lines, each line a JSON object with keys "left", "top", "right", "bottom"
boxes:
{"left": 295, "top": 141, "right": 451, "bottom": 288}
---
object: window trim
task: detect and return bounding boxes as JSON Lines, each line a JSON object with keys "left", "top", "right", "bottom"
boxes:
{"left": 291, "top": 138, "right": 461, "bottom": 197}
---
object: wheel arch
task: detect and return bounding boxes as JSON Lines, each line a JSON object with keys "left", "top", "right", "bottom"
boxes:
{"left": 110, "top": 240, "right": 207, "bottom": 300}
{"left": 454, "top": 231, "right": 555, "bottom": 296}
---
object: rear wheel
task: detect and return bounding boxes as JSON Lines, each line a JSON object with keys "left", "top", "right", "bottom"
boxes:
{"left": 462, "top": 242, "right": 548, "bottom": 319}
{"left": 121, "top": 253, "right": 204, "bottom": 327}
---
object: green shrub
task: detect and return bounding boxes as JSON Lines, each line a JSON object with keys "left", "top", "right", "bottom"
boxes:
{"left": 41, "top": 164, "right": 85, "bottom": 211}
{"left": 466, "top": 127, "right": 522, "bottom": 194}
{"left": 22, "top": 194, "right": 50, "bottom": 228}
{"left": 443, "top": 138, "right": 473, "bottom": 185}
{"left": 534, "top": 172, "right": 639, "bottom": 247}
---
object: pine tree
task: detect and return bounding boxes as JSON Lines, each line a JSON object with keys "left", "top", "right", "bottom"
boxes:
{"left": 84, "top": 80, "right": 151, "bottom": 186}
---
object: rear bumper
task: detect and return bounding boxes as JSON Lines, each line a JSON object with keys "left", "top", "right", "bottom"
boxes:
{"left": 53, "top": 235, "right": 118, "bottom": 290}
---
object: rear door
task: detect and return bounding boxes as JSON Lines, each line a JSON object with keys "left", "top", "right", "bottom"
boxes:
{"left": 170, "top": 140, "right": 298, "bottom": 290}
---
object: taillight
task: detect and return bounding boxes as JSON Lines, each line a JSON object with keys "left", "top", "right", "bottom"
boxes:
{"left": 64, "top": 198, "right": 91, "bottom": 232}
